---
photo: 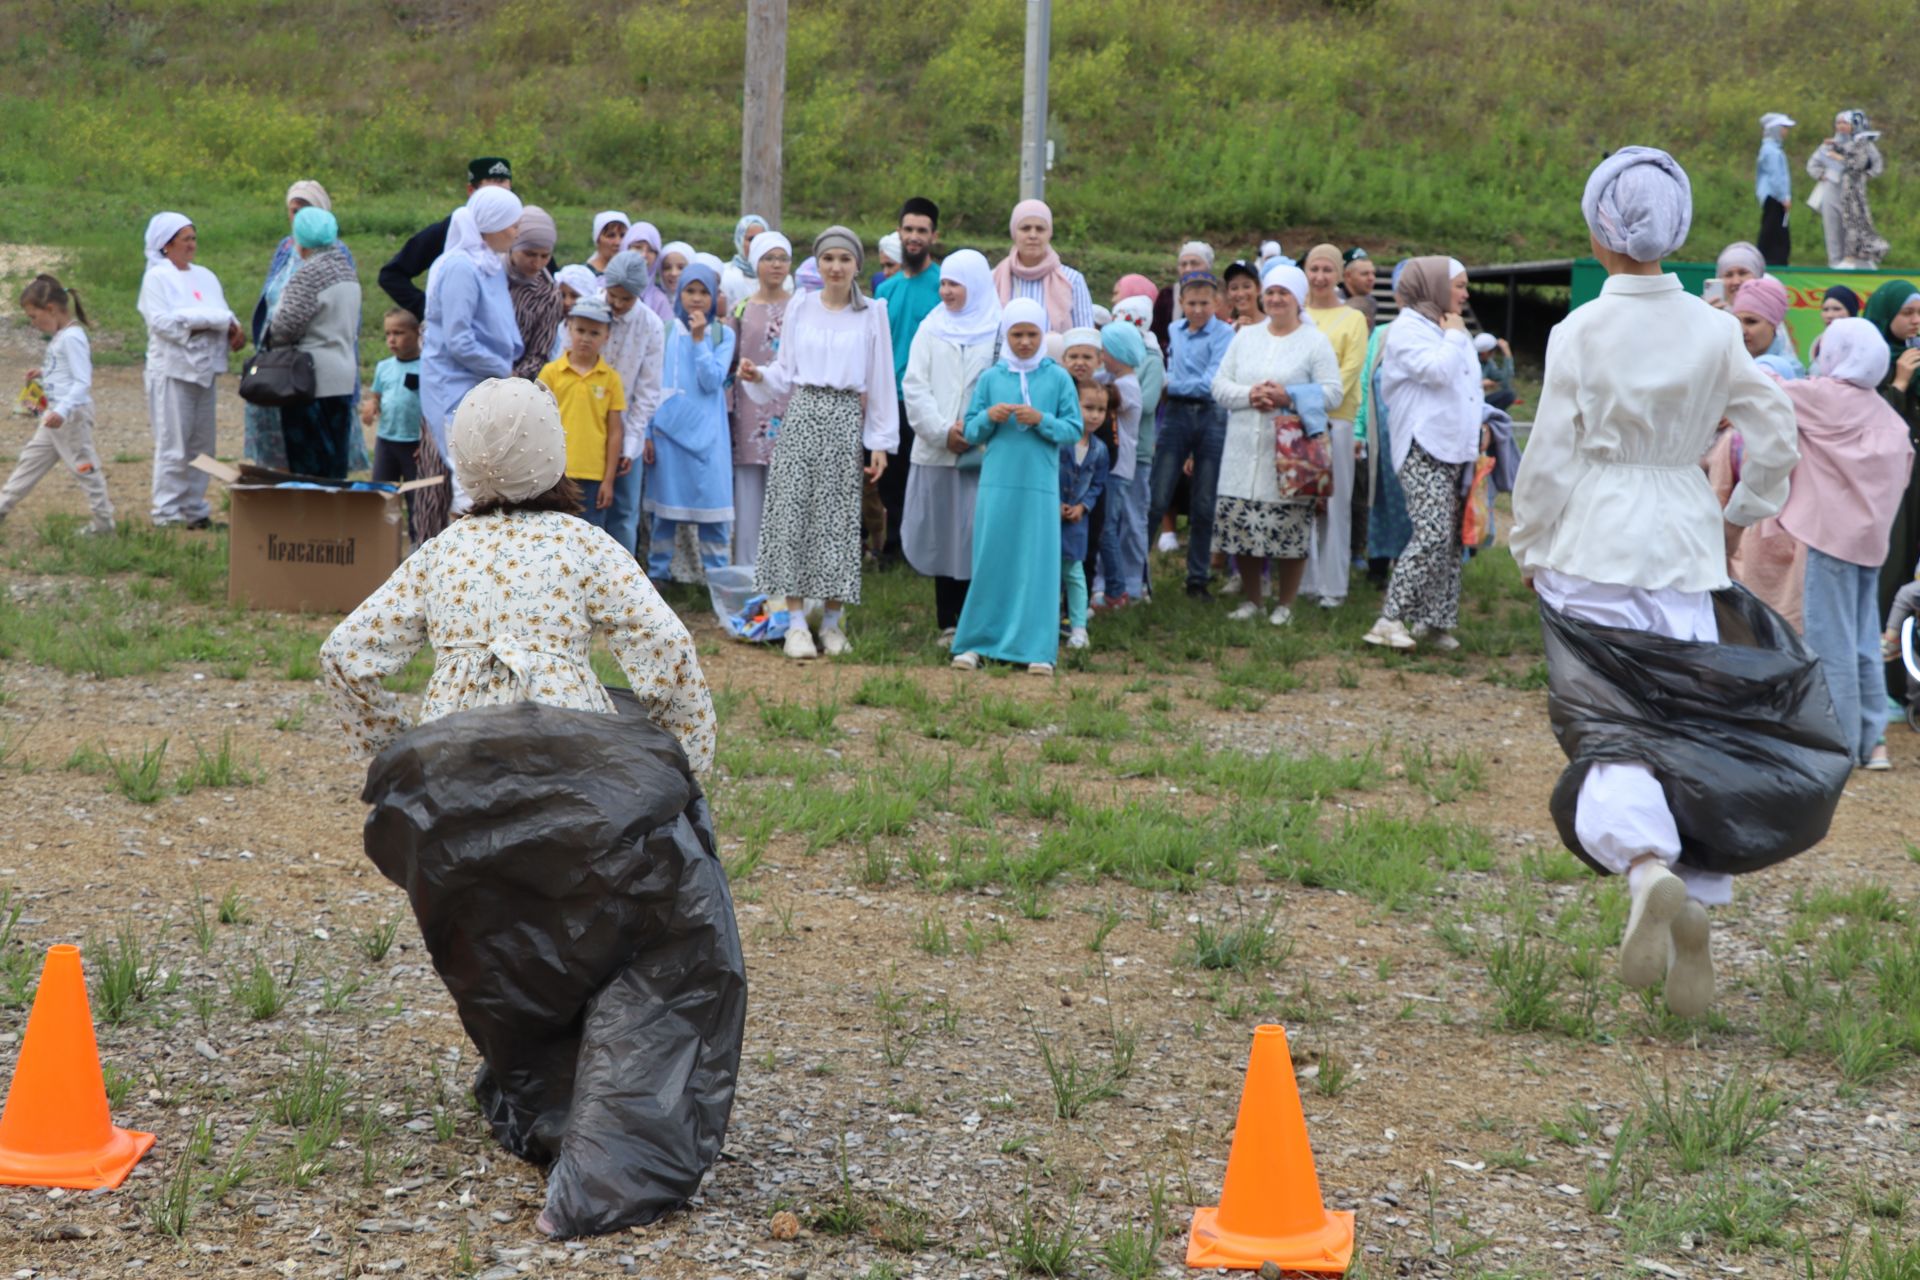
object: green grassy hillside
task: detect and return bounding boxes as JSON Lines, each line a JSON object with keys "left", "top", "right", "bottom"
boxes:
{"left": 1, "top": 0, "right": 1914, "bottom": 355}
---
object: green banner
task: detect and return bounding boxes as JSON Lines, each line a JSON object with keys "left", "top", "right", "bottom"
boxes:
{"left": 1570, "top": 259, "right": 1919, "bottom": 361}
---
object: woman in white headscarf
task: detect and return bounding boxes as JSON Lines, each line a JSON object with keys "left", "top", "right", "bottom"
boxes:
{"left": 900, "top": 247, "right": 1002, "bottom": 641}
{"left": 137, "top": 211, "right": 243, "bottom": 528}
{"left": 420, "top": 186, "right": 524, "bottom": 528}
{"left": 320, "top": 377, "right": 716, "bottom": 773}
{"left": 1511, "top": 146, "right": 1812, "bottom": 1020}
{"left": 1210, "top": 261, "right": 1342, "bottom": 627}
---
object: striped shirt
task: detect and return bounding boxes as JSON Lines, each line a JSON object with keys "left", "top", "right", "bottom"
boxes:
{"left": 1003, "top": 264, "right": 1095, "bottom": 333}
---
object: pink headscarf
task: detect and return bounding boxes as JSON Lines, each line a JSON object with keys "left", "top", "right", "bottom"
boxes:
{"left": 1733, "top": 277, "right": 1788, "bottom": 328}
{"left": 1777, "top": 318, "right": 1914, "bottom": 565}
{"left": 1114, "top": 274, "right": 1158, "bottom": 304}
{"left": 993, "top": 199, "right": 1075, "bottom": 333}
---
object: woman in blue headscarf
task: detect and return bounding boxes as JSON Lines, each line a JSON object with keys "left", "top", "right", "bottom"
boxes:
{"left": 246, "top": 180, "right": 367, "bottom": 472}
{"left": 644, "top": 262, "right": 735, "bottom": 582}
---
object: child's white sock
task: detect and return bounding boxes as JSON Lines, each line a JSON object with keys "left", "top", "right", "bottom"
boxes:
{"left": 821, "top": 606, "right": 845, "bottom": 633}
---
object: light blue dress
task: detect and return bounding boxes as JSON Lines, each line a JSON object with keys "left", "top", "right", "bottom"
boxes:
{"left": 421, "top": 256, "right": 521, "bottom": 452}
{"left": 645, "top": 322, "right": 736, "bottom": 578}
{"left": 952, "top": 359, "right": 1084, "bottom": 665}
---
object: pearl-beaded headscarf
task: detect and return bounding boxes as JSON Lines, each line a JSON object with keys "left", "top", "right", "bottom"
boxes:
{"left": 448, "top": 378, "right": 566, "bottom": 504}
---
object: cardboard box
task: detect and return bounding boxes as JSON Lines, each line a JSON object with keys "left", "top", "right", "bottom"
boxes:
{"left": 190, "top": 456, "right": 441, "bottom": 613}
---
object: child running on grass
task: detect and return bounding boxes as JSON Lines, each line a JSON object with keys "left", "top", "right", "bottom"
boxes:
{"left": 0, "top": 275, "right": 114, "bottom": 535}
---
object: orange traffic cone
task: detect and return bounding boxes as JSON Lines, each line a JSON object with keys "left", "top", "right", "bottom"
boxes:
{"left": 1186, "top": 1024, "right": 1354, "bottom": 1273}
{"left": 0, "top": 944, "right": 155, "bottom": 1189}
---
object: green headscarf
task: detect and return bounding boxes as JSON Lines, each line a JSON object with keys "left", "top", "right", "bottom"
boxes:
{"left": 1863, "top": 279, "right": 1919, "bottom": 365}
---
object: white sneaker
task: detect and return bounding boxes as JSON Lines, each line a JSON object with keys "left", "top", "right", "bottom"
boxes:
{"left": 1268, "top": 604, "right": 1293, "bottom": 627}
{"left": 1028, "top": 662, "right": 1054, "bottom": 676}
{"left": 820, "top": 626, "right": 851, "bottom": 657}
{"left": 1362, "top": 617, "right": 1416, "bottom": 650}
{"left": 1222, "top": 573, "right": 1242, "bottom": 596}
{"left": 1227, "top": 601, "right": 1260, "bottom": 621}
{"left": 783, "top": 624, "right": 818, "bottom": 660}
{"left": 937, "top": 626, "right": 956, "bottom": 651}
{"left": 951, "top": 651, "right": 981, "bottom": 670}
{"left": 1620, "top": 865, "right": 1687, "bottom": 991}
{"left": 1427, "top": 631, "right": 1461, "bottom": 652}
{"left": 1317, "top": 595, "right": 1342, "bottom": 610}
{"left": 1665, "top": 901, "right": 1714, "bottom": 1018}
{"left": 1067, "top": 627, "right": 1089, "bottom": 650}
{"left": 1156, "top": 531, "right": 1180, "bottom": 553}
{"left": 1089, "top": 592, "right": 1107, "bottom": 610}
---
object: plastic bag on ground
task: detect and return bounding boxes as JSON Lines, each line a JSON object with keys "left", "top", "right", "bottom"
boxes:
{"left": 1542, "top": 585, "right": 1853, "bottom": 878}
{"left": 360, "top": 689, "right": 746, "bottom": 1237}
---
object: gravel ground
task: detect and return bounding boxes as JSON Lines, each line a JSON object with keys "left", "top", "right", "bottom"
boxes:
{"left": 1, "top": 322, "right": 1916, "bottom": 1279}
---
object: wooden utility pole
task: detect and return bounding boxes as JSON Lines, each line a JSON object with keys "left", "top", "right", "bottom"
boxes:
{"left": 741, "top": 0, "right": 787, "bottom": 224}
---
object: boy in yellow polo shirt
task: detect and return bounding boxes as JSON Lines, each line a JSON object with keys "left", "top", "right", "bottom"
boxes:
{"left": 538, "top": 296, "right": 626, "bottom": 531}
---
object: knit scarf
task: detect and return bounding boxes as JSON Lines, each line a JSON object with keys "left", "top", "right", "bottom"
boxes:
{"left": 993, "top": 250, "right": 1075, "bottom": 334}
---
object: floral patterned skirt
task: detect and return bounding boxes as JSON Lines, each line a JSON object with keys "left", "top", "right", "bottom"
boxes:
{"left": 1214, "top": 494, "right": 1312, "bottom": 558}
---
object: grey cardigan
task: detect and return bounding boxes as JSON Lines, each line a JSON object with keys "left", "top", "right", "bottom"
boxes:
{"left": 267, "top": 245, "right": 361, "bottom": 398}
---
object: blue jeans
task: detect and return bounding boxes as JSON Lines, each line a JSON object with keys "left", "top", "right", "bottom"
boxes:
{"left": 1803, "top": 546, "right": 1889, "bottom": 763}
{"left": 1098, "top": 458, "right": 1149, "bottom": 600}
{"left": 606, "top": 463, "right": 643, "bottom": 556}
{"left": 576, "top": 478, "right": 617, "bottom": 534}
{"left": 1146, "top": 398, "right": 1226, "bottom": 590}
{"left": 647, "top": 516, "right": 731, "bottom": 580}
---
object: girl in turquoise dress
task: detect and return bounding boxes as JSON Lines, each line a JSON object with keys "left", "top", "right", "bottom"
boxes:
{"left": 951, "top": 298, "right": 1085, "bottom": 674}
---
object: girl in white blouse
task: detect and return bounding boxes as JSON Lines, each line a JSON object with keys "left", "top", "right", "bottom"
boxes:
{"left": 1511, "top": 147, "right": 1800, "bottom": 1020}
{"left": 738, "top": 226, "right": 898, "bottom": 660}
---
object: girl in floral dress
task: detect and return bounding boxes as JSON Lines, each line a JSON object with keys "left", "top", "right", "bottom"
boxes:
{"left": 320, "top": 377, "right": 716, "bottom": 773}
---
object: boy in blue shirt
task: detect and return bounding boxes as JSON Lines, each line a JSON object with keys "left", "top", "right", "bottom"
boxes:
{"left": 361, "top": 307, "right": 424, "bottom": 536}
{"left": 1146, "top": 272, "right": 1235, "bottom": 599}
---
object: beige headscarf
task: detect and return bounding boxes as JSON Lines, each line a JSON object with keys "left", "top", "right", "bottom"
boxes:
{"left": 1304, "top": 243, "right": 1342, "bottom": 271}
{"left": 448, "top": 379, "right": 566, "bottom": 505}
{"left": 1395, "top": 256, "right": 1455, "bottom": 325}
{"left": 285, "top": 180, "right": 332, "bottom": 213}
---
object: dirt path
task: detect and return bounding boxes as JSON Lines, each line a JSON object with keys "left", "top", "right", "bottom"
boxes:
{"left": 1, "top": 335, "right": 1917, "bottom": 1280}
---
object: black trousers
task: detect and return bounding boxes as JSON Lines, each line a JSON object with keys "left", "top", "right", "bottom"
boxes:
{"left": 1759, "top": 197, "right": 1791, "bottom": 267}
{"left": 281, "top": 396, "right": 352, "bottom": 480}
{"left": 372, "top": 436, "right": 421, "bottom": 541}
{"left": 877, "top": 397, "right": 913, "bottom": 559}
{"left": 933, "top": 575, "right": 970, "bottom": 630}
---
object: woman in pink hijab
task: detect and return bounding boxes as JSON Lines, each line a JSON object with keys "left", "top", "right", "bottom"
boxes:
{"left": 1780, "top": 316, "right": 1915, "bottom": 770}
{"left": 991, "top": 199, "right": 1093, "bottom": 333}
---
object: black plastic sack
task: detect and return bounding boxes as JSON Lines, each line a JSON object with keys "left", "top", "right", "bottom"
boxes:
{"left": 360, "top": 690, "right": 747, "bottom": 1238}
{"left": 1542, "top": 585, "right": 1853, "bottom": 878}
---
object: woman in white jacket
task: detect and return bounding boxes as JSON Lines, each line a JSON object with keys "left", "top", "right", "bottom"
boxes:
{"left": 1510, "top": 147, "right": 1801, "bottom": 1018}
{"left": 137, "top": 212, "right": 242, "bottom": 528}
{"left": 1362, "top": 256, "right": 1482, "bottom": 651}
{"left": 900, "top": 249, "right": 1001, "bottom": 643}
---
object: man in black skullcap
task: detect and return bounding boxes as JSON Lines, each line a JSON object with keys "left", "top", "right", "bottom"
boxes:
{"left": 377, "top": 157, "right": 514, "bottom": 320}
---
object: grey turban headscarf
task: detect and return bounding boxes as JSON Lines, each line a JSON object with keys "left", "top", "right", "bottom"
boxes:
{"left": 603, "top": 249, "right": 652, "bottom": 295}
{"left": 1581, "top": 146, "right": 1692, "bottom": 263}
{"left": 812, "top": 225, "right": 868, "bottom": 310}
